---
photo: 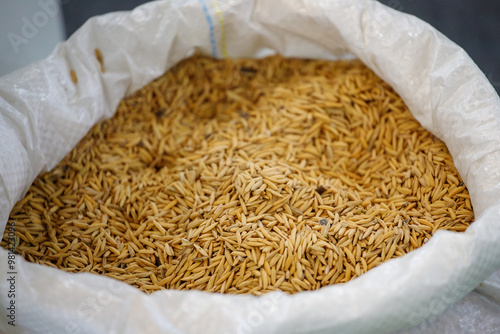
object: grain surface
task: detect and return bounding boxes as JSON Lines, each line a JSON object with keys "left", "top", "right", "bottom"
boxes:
{"left": 1, "top": 56, "right": 474, "bottom": 295}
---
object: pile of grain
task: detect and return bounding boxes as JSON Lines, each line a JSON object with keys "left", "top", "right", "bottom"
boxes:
{"left": 1, "top": 56, "right": 474, "bottom": 295}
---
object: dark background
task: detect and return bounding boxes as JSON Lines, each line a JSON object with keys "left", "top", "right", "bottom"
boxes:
{"left": 61, "top": 0, "right": 500, "bottom": 93}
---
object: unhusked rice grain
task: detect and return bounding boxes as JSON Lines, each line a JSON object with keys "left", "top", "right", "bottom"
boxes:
{"left": 1, "top": 55, "right": 474, "bottom": 295}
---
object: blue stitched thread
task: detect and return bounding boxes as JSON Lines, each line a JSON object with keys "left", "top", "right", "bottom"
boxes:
{"left": 198, "top": 0, "right": 217, "bottom": 57}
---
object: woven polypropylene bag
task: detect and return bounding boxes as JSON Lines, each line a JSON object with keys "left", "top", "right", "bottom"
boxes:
{"left": 1, "top": 0, "right": 500, "bottom": 333}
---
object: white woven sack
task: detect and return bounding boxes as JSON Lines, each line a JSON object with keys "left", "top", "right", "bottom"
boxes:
{"left": 1, "top": 0, "right": 500, "bottom": 333}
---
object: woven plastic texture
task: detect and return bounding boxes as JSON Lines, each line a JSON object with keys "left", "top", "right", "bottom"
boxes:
{"left": 0, "top": 0, "right": 500, "bottom": 333}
